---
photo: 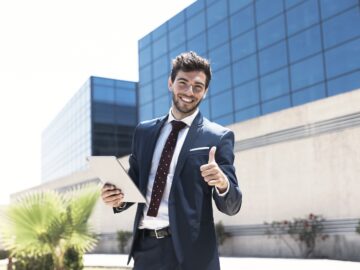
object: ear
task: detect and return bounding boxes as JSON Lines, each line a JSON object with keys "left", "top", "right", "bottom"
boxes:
{"left": 168, "top": 77, "right": 173, "bottom": 92}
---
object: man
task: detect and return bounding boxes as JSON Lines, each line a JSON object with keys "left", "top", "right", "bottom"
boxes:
{"left": 101, "top": 51, "right": 242, "bottom": 270}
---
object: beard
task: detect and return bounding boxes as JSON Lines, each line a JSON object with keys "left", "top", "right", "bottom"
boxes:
{"left": 172, "top": 92, "right": 203, "bottom": 115}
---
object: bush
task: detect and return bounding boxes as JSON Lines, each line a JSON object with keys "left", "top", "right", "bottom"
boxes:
{"left": 215, "top": 221, "right": 231, "bottom": 246}
{"left": 117, "top": 230, "right": 132, "bottom": 254}
{"left": 13, "top": 253, "right": 54, "bottom": 270}
{"left": 64, "top": 247, "right": 83, "bottom": 270}
{"left": 0, "top": 249, "right": 9, "bottom": 260}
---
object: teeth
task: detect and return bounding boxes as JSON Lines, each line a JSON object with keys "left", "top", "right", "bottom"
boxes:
{"left": 181, "top": 97, "right": 192, "bottom": 103}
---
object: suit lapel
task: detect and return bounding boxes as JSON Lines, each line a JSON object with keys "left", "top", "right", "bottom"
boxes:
{"left": 173, "top": 112, "right": 204, "bottom": 179}
{"left": 140, "top": 115, "right": 168, "bottom": 193}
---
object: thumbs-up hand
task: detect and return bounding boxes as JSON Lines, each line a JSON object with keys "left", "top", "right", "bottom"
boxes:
{"left": 200, "top": 146, "right": 228, "bottom": 193}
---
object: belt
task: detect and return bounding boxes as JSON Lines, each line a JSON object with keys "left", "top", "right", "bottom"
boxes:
{"left": 140, "top": 227, "right": 171, "bottom": 239}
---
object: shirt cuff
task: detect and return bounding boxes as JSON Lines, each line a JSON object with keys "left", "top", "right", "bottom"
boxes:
{"left": 215, "top": 176, "right": 230, "bottom": 197}
{"left": 114, "top": 202, "right": 127, "bottom": 211}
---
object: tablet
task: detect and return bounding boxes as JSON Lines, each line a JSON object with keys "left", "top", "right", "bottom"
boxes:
{"left": 87, "top": 156, "right": 146, "bottom": 203}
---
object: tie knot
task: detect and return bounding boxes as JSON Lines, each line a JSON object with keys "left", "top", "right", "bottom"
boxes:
{"left": 171, "top": 120, "right": 186, "bottom": 132}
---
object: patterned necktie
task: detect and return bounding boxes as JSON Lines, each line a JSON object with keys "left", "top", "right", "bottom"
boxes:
{"left": 147, "top": 120, "right": 187, "bottom": 217}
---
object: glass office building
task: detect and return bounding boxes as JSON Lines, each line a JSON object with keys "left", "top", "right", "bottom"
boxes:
{"left": 41, "top": 76, "right": 137, "bottom": 183}
{"left": 138, "top": 0, "right": 360, "bottom": 125}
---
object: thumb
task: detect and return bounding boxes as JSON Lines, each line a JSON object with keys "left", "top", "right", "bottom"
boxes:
{"left": 208, "top": 146, "right": 217, "bottom": 163}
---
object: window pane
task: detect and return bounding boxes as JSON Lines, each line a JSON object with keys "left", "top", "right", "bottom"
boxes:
{"left": 153, "top": 76, "right": 168, "bottom": 98}
{"left": 93, "top": 86, "right": 114, "bottom": 103}
{"left": 210, "top": 66, "right": 232, "bottom": 95}
{"left": 92, "top": 77, "right": 114, "bottom": 87}
{"left": 138, "top": 84, "right": 152, "bottom": 105}
{"left": 291, "top": 54, "right": 324, "bottom": 90}
{"left": 207, "top": 0, "right": 228, "bottom": 28}
{"left": 168, "top": 11, "right": 184, "bottom": 30}
{"left": 292, "top": 83, "right": 326, "bottom": 106}
{"left": 235, "top": 106, "right": 261, "bottom": 122}
{"left": 325, "top": 38, "right": 360, "bottom": 78}
{"left": 286, "top": 0, "right": 319, "bottom": 35}
{"left": 234, "top": 80, "right": 259, "bottom": 110}
{"left": 257, "top": 15, "right": 285, "bottom": 49}
{"left": 169, "top": 24, "right": 185, "bottom": 51}
{"left": 209, "top": 43, "right": 231, "bottom": 71}
{"left": 328, "top": 71, "right": 360, "bottom": 96}
{"left": 261, "top": 68, "right": 289, "bottom": 101}
{"left": 323, "top": 8, "right": 360, "bottom": 49}
{"left": 187, "top": 33, "right": 207, "bottom": 56}
{"left": 139, "top": 103, "right": 153, "bottom": 122}
{"left": 289, "top": 25, "right": 321, "bottom": 63}
{"left": 139, "top": 35, "right": 151, "bottom": 50}
{"left": 186, "top": 11, "right": 205, "bottom": 39}
{"left": 153, "top": 36, "right": 167, "bottom": 59}
{"left": 208, "top": 21, "right": 229, "bottom": 49}
{"left": 199, "top": 99, "right": 210, "bottom": 119}
{"left": 115, "top": 89, "right": 136, "bottom": 106}
{"left": 284, "top": 0, "right": 303, "bottom": 9}
{"left": 256, "top": 0, "right": 283, "bottom": 24}
{"left": 169, "top": 44, "right": 186, "bottom": 61}
{"left": 320, "top": 0, "right": 358, "bottom": 19}
{"left": 186, "top": 0, "right": 204, "bottom": 17}
{"left": 153, "top": 55, "right": 169, "bottom": 78}
{"left": 213, "top": 114, "right": 234, "bottom": 126}
{"left": 139, "top": 46, "right": 151, "bottom": 67}
{"left": 139, "top": 65, "right": 152, "bottom": 84}
{"left": 229, "top": 0, "right": 252, "bottom": 14}
{"left": 262, "top": 95, "right": 291, "bottom": 114}
{"left": 231, "top": 30, "right": 256, "bottom": 61}
{"left": 233, "top": 55, "right": 258, "bottom": 85}
{"left": 211, "top": 90, "right": 233, "bottom": 118}
{"left": 152, "top": 23, "right": 167, "bottom": 40}
{"left": 259, "top": 41, "right": 287, "bottom": 75}
{"left": 230, "top": 5, "right": 254, "bottom": 37}
{"left": 154, "top": 95, "right": 169, "bottom": 117}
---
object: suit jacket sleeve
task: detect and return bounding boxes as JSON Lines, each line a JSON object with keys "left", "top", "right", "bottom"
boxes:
{"left": 212, "top": 130, "right": 242, "bottom": 215}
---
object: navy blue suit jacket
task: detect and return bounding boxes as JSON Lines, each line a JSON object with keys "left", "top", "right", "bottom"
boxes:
{"left": 115, "top": 112, "right": 242, "bottom": 269}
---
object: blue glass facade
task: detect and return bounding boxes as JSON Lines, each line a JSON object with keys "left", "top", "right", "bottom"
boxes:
{"left": 41, "top": 76, "right": 137, "bottom": 183}
{"left": 138, "top": 0, "right": 360, "bottom": 126}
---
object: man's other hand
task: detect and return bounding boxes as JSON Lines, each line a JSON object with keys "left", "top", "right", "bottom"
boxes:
{"left": 101, "top": 184, "right": 125, "bottom": 208}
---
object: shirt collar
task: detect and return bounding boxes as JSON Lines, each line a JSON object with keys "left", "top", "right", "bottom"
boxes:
{"left": 167, "top": 107, "right": 199, "bottom": 127}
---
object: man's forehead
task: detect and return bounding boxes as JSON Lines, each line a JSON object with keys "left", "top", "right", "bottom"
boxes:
{"left": 175, "top": 70, "right": 206, "bottom": 82}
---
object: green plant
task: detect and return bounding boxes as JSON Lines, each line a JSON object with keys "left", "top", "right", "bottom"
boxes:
{"left": 0, "top": 249, "right": 9, "bottom": 260}
{"left": 265, "top": 213, "right": 328, "bottom": 258}
{"left": 116, "top": 231, "right": 132, "bottom": 254}
{"left": 0, "top": 184, "right": 100, "bottom": 270}
{"left": 63, "top": 246, "right": 84, "bottom": 270}
{"left": 13, "top": 253, "right": 54, "bottom": 270}
{"left": 215, "top": 221, "right": 231, "bottom": 246}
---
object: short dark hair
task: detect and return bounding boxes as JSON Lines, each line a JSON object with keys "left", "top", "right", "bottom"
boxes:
{"left": 170, "top": 51, "right": 212, "bottom": 89}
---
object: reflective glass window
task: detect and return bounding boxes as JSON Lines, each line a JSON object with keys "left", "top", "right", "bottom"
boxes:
{"left": 154, "top": 95, "right": 169, "bottom": 117}
{"left": 235, "top": 105, "right": 261, "bottom": 122}
{"left": 256, "top": 0, "right": 283, "bottom": 24}
{"left": 229, "top": 0, "right": 252, "bottom": 14}
{"left": 187, "top": 33, "right": 207, "bottom": 56}
{"left": 209, "top": 43, "right": 231, "bottom": 71}
{"left": 286, "top": 0, "right": 319, "bottom": 35}
{"left": 208, "top": 21, "right": 229, "bottom": 49}
{"left": 325, "top": 38, "right": 360, "bottom": 78}
{"left": 138, "top": 84, "right": 152, "bottom": 105}
{"left": 92, "top": 77, "right": 114, "bottom": 87}
{"left": 261, "top": 68, "right": 289, "bottom": 101}
{"left": 211, "top": 90, "right": 233, "bottom": 118}
{"left": 169, "top": 11, "right": 185, "bottom": 30}
{"left": 292, "top": 83, "right": 326, "bottom": 106}
{"left": 139, "top": 65, "right": 152, "bottom": 84}
{"left": 207, "top": 0, "right": 228, "bottom": 28}
{"left": 230, "top": 5, "right": 254, "bottom": 38}
{"left": 328, "top": 71, "right": 360, "bottom": 96}
{"left": 139, "top": 103, "right": 153, "bottom": 122}
{"left": 186, "top": 11, "right": 205, "bottom": 39}
{"left": 257, "top": 14, "right": 285, "bottom": 49}
{"left": 262, "top": 95, "right": 291, "bottom": 114}
{"left": 153, "top": 36, "right": 167, "bottom": 59}
{"left": 139, "top": 35, "right": 151, "bottom": 50}
{"left": 169, "top": 44, "right": 186, "bottom": 61}
{"left": 169, "top": 24, "right": 185, "bottom": 50}
{"left": 186, "top": 0, "right": 204, "bottom": 17}
{"left": 214, "top": 114, "right": 234, "bottom": 126}
{"left": 291, "top": 54, "right": 324, "bottom": 90}
{"left": 115, "top": 81, "right": 136, "bottom": 90}
{"left": 93, "top": 85, "right": 114, "bottom": 103}
{"left": 233, "top": 55, "right": 258, "bottom": 86}
{"left": 210, "top": 66, "right": 232, "bottom": 95}
{"left": 153, "top": 55, "right": 169, "bottom": 78}
{"left": 234, "top": 80, "right": 259, "bottom": 110}
{"left": 231, "top": 30, "right": 256, "bottom": 61}
{"left": 284, "top": 0, "right": 303, "bottom": 9}
{"left": 139, "top": 46, "right": 151, "bottom": 67}
{"left": 153, "top": 75, "right": 168, "bottom": 99}
{"left": 320, "top": 0, "right": 358, "bottom": 19}
{"left": 259, "top": 41, "right": 287, "bottom": 75}
{"left": 152, "top": 23, "right": 167, "bottom": 40}
{"left": 289, "top": 25, "right": 321, "bottom": 62}
{"left": 323, "top": 8, "right": 360, "bottom": 49}
{"left": 115, "top": 89, "right": 136, "bottom": 106}
{"left": 206, "top": 0, "right": 217, "bottom": 6}
{"left": 199, "top": 99, "right": 210, "bottom": 119}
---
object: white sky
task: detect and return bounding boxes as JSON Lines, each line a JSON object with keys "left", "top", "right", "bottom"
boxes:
{"left": 0, "top": 0, "right": 195, "bottom": 204}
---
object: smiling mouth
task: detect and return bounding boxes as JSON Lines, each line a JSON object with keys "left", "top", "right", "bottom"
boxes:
{"left": 180, "top": 96, "right": 193, "bottom": 103}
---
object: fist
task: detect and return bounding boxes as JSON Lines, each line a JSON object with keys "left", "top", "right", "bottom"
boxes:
{"left": 101, "top": 184, "right": 125, "bottom": 208}
{"left": 200, "top": 146, "right": 228, "bottom": 193}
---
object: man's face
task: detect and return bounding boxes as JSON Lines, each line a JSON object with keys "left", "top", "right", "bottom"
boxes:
{"left": 168, "top": 70, "right": 208, "bottom": 119}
